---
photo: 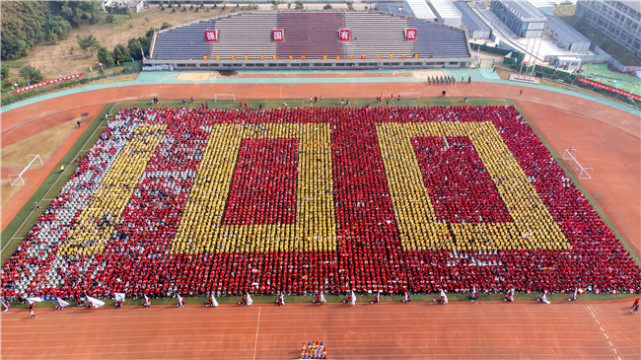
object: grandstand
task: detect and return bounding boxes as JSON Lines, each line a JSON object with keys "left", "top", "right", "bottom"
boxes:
{"left": 145, "top": 11, "right": 473, "bottom": 70}
{"left": 2, "top": 105, "right": 639, "bottom": 301}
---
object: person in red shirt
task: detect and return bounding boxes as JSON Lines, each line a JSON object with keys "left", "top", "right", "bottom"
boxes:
{"left": 632, "top": 298, "right": 639, "bottom": 314}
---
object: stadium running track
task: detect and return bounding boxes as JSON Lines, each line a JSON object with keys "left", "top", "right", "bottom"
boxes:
{"left": 1, "top": 77, "right": 640, "bottom": 359}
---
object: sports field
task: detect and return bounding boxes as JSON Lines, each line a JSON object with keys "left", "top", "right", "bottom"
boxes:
{"left": 1, "top": 72, "right": 640, "bottom": 359}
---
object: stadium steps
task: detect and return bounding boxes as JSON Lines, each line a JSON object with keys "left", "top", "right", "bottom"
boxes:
{"left": 211, "top": 12, "right": 278, "bottom": 60}
{"left": 343, "top": 13, "right": 413, "bottom": 58}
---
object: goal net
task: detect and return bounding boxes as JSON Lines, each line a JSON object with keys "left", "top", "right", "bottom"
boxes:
{"left": 562, "top": 148, "right": 593, "bottom": 180}
{"left": 398, "top": 92, "right": 421, "bottom": 99}
{"left": 9, "top": 154, "right": 43, "bottom": 186}
{"left": 214, "top": 94, "right": 236, "bottom": 102}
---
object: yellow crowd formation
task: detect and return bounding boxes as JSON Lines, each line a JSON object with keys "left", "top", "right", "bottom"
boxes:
{"left": 171, "top": 123, "right": 337, "bottom": 254}
{"left": 376, "top": 121, "right": 570, "bottom": 251}
{"left": 61, "top": 124, "right": 167, "bottom": 256}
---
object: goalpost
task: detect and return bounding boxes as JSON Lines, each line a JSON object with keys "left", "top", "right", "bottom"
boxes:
{"left": 213, "top": 94, "right": 236, "bottom": 102}
{"left": 398, "top": 92, "right": 421, "bottom": 99}
{"left": 9, "top": 154, "right": 43, "bottom": 186}
{"left": 562, "top": 147, "right": 593, "bottom": 180}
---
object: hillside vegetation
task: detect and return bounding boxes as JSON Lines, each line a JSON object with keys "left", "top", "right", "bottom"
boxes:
{"left": 1, "top": 1, "right": 103, "bottom": 60}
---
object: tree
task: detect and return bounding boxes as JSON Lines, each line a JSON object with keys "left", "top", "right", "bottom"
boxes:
{"left": 128, "top": 38, "right": 143, "bottom": 60}
{"left": 295, "top": 0, "right": 304, "bottom": 9}
{"left": 323, "top": 3, "right": 332, "bottom": 9}
{"left": 1, "top": 63, "right": 8, "bottom": 81}
{"left": 19, "top": 65, "right": 43, "bottom": 84}
{"left": 161, "top": 22, "right": 173, "bottom": 30}
{"left": 97, "top": 46, "right": 114, "bottom": 67}
{"left": 78, "top": 34, "right": 100, "bottom": 55}
{"left": 1, "top": 37, "right": 28, "bottom": 60}
{"left": 42, "top": 15, "right": 72, "bottom": 44}
{"left": 272, "top": 0, "right": 280, "bottom": 10}
{"left": 113, "top": 44, "right": 130, "bottom": 64}
{"left": 346, "top": 1, "right": 354, "bottom": 10}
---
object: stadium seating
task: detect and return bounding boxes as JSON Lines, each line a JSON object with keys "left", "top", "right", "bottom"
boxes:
{"left": 278, "top": 12, "right": 344, "bottom": 59}
{"left": 409, "top": 20, "right": 470, "bottom": 58}
{"left": 2, "top": 106, "right": 639, "bottom": 301}
{"left": 343, "top": 13, "right": 412, "bottom": 58}
{"left": 211, "top": 13, "right": 278, "bottom": 59}
{"left": 154, "top": 20, "right": 213, "bottom": 60}
{"left": 150, "top": 12, "right": 471, "bottom": 63}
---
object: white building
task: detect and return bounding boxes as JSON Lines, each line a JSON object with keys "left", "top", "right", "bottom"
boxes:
{"left": 550, "top": 55, "right": 582, "bottom": 71}
{"left": 575, "top": 0, "right": 641, "bottom": 58}
{"left": 102, "top": 0, "right": 145, "bottom": 13}
{"left": 428, "top": 0, "right": 462, "bottom": 27}
{"left": 545, "top": 15, "right": 591, "bottom": 52}
{"left": 404, "top": 0, "right": 437, "bottom": 21}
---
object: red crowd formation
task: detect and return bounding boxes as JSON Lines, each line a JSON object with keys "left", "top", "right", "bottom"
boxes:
{"left": 1, "top": 105, "right": 639, "bottom": 302}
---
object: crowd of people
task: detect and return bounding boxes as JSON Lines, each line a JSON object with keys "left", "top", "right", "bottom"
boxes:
{"left": 299, "top": 341, "right": 327, "bottom": 359}
{"left": 1, "top": 105, "right": 639, "bottom": 303}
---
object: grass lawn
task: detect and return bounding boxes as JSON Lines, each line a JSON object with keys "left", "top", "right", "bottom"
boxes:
{"left": 2, "top": 97, "right": 638, "bottom": 303}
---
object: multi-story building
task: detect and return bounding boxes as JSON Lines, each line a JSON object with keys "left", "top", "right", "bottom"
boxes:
{"left": 575, "top": 0, "right": 641, "bottom": 58}
{"left": 490, "top": 0, "right": 547, "bottom": 38}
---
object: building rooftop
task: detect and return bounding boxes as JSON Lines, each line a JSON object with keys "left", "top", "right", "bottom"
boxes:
{"left": 405, "top": 0, "right": 437, "bottom": 20}
{"left": 545, "top": 15, "right": 591, "bottom": 43}
{"left": 495, "top": 0, "right": 547, "bottom": 22}
{"left": 453, "top": 2, "right": 491, "bottom": 33}
{"left": 428, "top": 0, "right": 462, "bottom": 20}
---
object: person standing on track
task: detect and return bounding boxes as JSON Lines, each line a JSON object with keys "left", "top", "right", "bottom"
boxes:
{"left": 471, "top": 285, "right": 479, "bottom": 302}
{"left": 143, "top": 294, "right": 151, "bottom": 308}
{"left": 29, "top": 303, "right": 36, "bottom": 319}
{"left": 505, "top": 287, "right": 515, "bottom": 302}
{"left": 177, "top": 294, "right": 184, "bottom": 308}
{"left": 632, "top": 298, "right": 639, "bottom": 314}
{"left": 402, "top": 292, "right": 411, "bottom": 304}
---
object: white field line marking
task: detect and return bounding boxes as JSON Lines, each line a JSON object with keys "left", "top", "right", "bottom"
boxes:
{"left": 253, "top": 307, "right": 262, "bottom": 360}
{"left": 586, "top": 305, "right": 623, "bottom": 360}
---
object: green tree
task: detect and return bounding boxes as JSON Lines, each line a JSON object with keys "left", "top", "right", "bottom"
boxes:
{"left": 128, "top": 38, "right": 143, "bottom": 60}
{"left": 346, "top": 1, "right": 354, "bottom": 10}
{"left": 19, "top": 65, "right": 43, "bottom": 84}
{"left": 295, "top": 0, "right": 304, "bottom": 10}
{"left": 1, "top": 63, "right": 9, "bottom": 81}
{"left": 42, "top": 15, "right": 72, "bottom": 44}
{"left": 97, "top": 46, "right": 114, "bottom": 67}
{"left": 161, "top": 22, "right": 173, "bottom": 30}
{"left": 77, "top": 34, "right": 100, "bottom": 55}
{"left": 1, "top": 37, "right": 29, "bottom": 60}
{"left": 272, "top": 0, "right": 280, "bottom": 10}
{"left": 323, "top": 3, "right": 332, "bottom": 9}
{"left": 113, "top": 44, "right": 130, "bottom": 64}
{"left": 54, "top": 1, "right": 103, "bottom": 27}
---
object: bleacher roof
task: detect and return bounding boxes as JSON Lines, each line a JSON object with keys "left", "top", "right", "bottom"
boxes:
{"left": 152, "top": 11, "right": 470, "bottom": 61}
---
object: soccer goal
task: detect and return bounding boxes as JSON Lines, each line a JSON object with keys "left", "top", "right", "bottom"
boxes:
{"left": 399, "top": 92, "right": 421, "bottom": 99}
{"left": 9, "top": 154, "right": 43, "bottom": 186}
{"left": 213, "top": 93, "right": 236, "bottom": 102}
{"left": 562, "top": 147, "right": 593, "bottom": 180}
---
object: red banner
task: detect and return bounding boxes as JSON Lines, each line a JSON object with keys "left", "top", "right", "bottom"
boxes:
{"left": 339, "top": 29, "right": 350, "bottom": 41}
{"left": 272, "top": 29, "right": 284, "bottom": 42}
{"left": 577, "top": 77, "right": 641, "bottom": 101}
{"left": 405, "top": 28, "right": 417, "bottom": 41}
{"left": 13, "top": 73, "right": 83, "bottom": 94}
{"left": 205, "top": 30, "right": 217, "bottom": 42}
